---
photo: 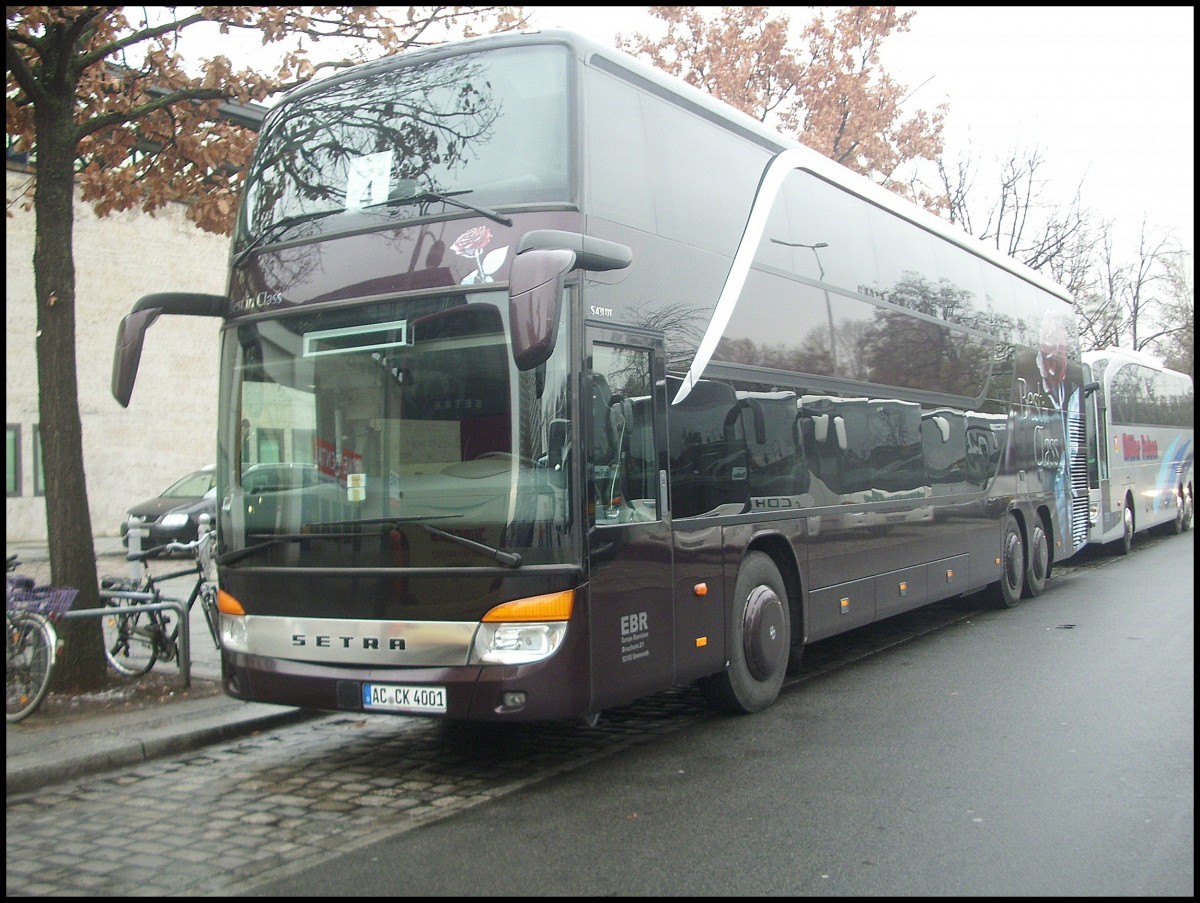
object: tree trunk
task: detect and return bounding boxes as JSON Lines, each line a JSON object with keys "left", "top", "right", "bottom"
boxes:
{"left": 32, "top": 93, "right": 109, "bottom": 691}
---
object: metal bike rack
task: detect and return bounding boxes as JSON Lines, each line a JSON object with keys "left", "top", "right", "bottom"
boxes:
{"left": 64, "top": 594, "right": 191, "bottom": 687}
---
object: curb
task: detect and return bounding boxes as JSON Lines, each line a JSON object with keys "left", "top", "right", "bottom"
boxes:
{"left": 6, "top": 708, "right": 320, "bottom": 795}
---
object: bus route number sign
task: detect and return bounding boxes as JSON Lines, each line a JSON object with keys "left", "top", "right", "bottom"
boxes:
{"left": 363, "top": 683, "right": 447, "bottom": 714}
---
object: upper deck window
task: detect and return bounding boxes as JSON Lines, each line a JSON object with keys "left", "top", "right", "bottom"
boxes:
{"left": 239, "top": 45, "right": 572, "bottom": 248}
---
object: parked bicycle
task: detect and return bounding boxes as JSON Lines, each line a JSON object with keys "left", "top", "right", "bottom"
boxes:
{"left": 6, "top": 554, "right": 79, "bottom": 722}
{"left": 100, "top": 526, "right": 220, "bottom": 677}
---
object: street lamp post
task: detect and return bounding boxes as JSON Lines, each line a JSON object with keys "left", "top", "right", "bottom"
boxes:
{"left": 770, "top": 239, "right": 836, "bottom": 371}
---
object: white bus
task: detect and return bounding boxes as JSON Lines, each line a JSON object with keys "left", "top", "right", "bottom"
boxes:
{"left": 1083, "top": 347, "right": 1194, "bottom": 552}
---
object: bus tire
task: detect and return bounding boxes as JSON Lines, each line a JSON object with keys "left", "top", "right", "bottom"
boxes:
{"left": 1182, "top": 492, "right": 1193, "bottom": 533}
{"left": 698, "top": 552, "right": 790, "bottom": 715}
{"left": 986, "top": 513, "right": 1025, "bottom": 609}
{"left": 1113, "top": 502, "right": 1134, "bottom": 556}
{"left": 1022, "top": 517, "right": 1049, "bottom": 598}
{"left": 1165, "top": 491, "right": 1186, "bottom": 535}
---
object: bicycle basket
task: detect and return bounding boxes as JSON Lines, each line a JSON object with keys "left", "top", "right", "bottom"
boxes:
{"left": 6, "top": 581, "right": 79, "bottom": 616}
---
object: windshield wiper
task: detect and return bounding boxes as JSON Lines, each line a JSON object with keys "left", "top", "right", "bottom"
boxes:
{"left": 232, "top": 208, "right": 341, "bottom": 267}
{"left": 216, "top": 514, "right": 523, "bottom": 569}
{"left": 417, "top": 522, "right": 522, "bottom": 569}
{"left": 304, "top": 518, "right": 520, "bottom": 566}
{"left": 366, "top": 189, "right": 512, "bottom": 227}
{"left": 214, "top": 515, "right": 458, "bottom": 566}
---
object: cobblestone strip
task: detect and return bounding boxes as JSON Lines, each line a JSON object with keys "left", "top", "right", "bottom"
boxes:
{"left": 6, "top": 687, "right": 714, "bottom": 896}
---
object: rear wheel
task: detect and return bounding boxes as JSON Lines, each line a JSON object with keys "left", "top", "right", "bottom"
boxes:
{"left": 1022, "top": 517, "right": 1049, "bottom": 598}
{"left": 986, "top": 513, "right": 1025, "bottom": 609}
{"left": 1112, "top": 502, "right": 1134, "bottom": 556}
{"left": 698, "top": 552, "right": 790, "bottom": 714}
{"left": 6, "top": 612, "right": 56, "bottom": 723}
{"left": 1164, "top": 490, "right": 1186, "bottom": 535}
{"left": 102, "top": 601, "right": 160, "bottom": 677}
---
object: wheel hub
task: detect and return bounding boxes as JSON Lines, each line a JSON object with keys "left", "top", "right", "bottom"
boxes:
{"left": 742, "top": 585, "right": 786, "bottom": 681}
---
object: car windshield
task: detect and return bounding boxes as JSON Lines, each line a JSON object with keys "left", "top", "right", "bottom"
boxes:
{"left": 162, "top": 470, "right": 216, "bottom": 498}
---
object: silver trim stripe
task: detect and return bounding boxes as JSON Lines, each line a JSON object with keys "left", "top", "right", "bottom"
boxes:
{"left": 239, "top": 615, "right": 479, "bottom": 667}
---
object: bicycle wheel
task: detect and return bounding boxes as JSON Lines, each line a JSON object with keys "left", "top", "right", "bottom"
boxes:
{"left": 7, "top": 612, "right": 56, "bottom": 723}
{"left": 101, "top": 598, "right": 161, "bottom": 677}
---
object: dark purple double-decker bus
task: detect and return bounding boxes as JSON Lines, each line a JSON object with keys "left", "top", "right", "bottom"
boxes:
{"left": 113, "top": 29, "right": 1087, "bottom": 722}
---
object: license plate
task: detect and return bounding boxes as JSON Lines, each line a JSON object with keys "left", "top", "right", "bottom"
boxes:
{"left": 362, "top": 682, "right": 447, "bottom": 714}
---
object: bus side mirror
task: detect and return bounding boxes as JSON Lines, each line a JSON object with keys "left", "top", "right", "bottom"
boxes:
{"left": 509, "top": 231, "right": 633, "bottom": 371}
{"left": 1084, "top": 381, "right": 1100, "bottom": 397}
{"left": 112, "top": 292, "right": 226, "bottom": 407}
{"left": 112, "top": 307, "right": 161, "bottom": 408}
{"left": 509, "top": 248, "right": 575, "bottom": 371}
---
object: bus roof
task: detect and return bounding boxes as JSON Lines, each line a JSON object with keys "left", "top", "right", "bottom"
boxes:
{"left": 1083, "top": 347, "right": 1192, "bottom": 380}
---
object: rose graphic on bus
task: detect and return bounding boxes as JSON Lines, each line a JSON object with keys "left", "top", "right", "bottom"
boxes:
{"left": 451, "top": 225, "right": 508, "bottom": 284}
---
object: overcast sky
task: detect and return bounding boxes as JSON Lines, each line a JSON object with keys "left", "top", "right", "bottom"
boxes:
{"left": 528, "top": 6, "right": 1195, "bottom": 254}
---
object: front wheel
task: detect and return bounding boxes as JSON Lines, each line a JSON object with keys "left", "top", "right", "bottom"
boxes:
{"left": 6, "top": 612, "right": 56, "bottom": 723}
{"left": 698, "top": 552, "right": 790, "bottom": 714}
{"left": 986, "top": 513, "right": 1025, "bottom": 609}
{"left": 102, "top": 601, "right": 160, "bottom": 677}
{"left": 1022, "top": 518, "right": 1049, "bottom": 598}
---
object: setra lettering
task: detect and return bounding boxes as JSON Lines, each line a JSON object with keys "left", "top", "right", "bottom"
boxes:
{"left": 290, "top": 634, "right": 406, "bottom": 650}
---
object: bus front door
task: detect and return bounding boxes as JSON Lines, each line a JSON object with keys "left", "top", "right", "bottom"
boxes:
{"left": 585, "top": 330, "right": 674, "bottom": 711}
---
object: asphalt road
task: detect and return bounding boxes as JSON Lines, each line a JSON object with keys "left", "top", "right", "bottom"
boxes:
{"left": 247, "top": 532, "right": 1194, "bottom": 897}
{"left": 7, "top": 532, "right": 1191, "bottom": 896}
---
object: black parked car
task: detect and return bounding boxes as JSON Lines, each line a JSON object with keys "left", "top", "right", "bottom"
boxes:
{"left": 121, "top": 466, "right": 217, "bottom": 549}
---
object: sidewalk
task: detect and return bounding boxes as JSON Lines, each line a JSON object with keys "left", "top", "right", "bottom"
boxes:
{"left": 7, "top": 690, "right": 315, "bottom": 795}
{"left": 6, "top": 535, "right": 318, "bottom": 795}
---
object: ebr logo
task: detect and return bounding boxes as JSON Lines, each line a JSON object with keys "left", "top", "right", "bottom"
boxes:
{"left": 621, "top": 612, "right": 648, "bottom": 636}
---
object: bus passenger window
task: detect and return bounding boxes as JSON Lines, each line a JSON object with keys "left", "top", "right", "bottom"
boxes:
{"left": 590, "top": 344, "right": 657, "bottom": 525}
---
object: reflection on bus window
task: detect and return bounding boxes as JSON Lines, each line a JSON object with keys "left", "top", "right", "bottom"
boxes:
{"left": 590, "top": 344, "right": 658, "bottom": 525}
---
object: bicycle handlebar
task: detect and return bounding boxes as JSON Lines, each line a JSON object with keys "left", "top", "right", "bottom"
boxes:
{"left": 126, "top": 530, "right": 215, "bottom": 564}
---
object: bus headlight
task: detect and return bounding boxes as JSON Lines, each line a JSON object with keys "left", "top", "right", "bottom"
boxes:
{"left": 471, "top": 622, "right": 567, "bottom": 665}
{"left": 468, "top": 590, "right": 573, "bottom": 665}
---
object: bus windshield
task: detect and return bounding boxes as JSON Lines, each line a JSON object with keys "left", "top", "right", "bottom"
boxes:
{"left": 238, "top": 44, "right": 572, "bottom": 247}
{"left": 218, "top": 291, "right": 576, "bottom": 568}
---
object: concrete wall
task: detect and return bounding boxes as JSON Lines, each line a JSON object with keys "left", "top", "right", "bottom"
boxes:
{"left": 6, "top": 165, "right": 229, "bottom": 543}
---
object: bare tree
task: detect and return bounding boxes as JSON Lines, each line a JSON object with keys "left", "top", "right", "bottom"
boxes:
{"left": 1073, "top": 227, "right": 1127, "bottom": 352}
{"left": 5, "top": 5, "right": 527, "bottom": 691}
{"left": 1150, "top": 249, "right": 1194, "bottom": 378}
{"left": 938, "top": 142, "right": 1099, "bottom": 300}
{"left": 1073, "top": 220, "right": 1190, "bottom": 363}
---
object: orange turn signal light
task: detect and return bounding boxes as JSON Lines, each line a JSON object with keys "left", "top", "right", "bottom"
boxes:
{"left": 216, "top": 588, "right": 246, "bottom": 616}
{"left": 482, "top": 590, "right": 575, "bottom": 623}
